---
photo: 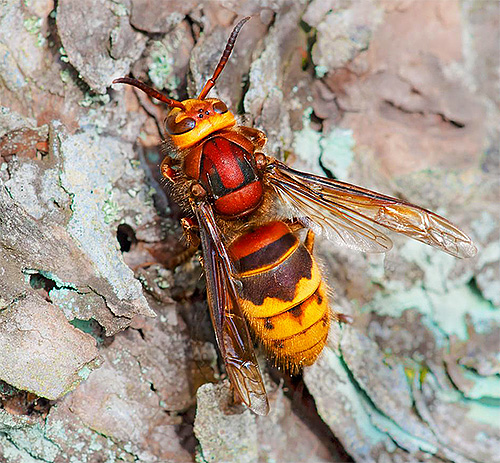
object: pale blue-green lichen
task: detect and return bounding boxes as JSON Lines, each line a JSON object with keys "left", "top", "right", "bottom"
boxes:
{"left": 78, "top": 93, "right": 111, "bottom": 108}
{"left": 110, "top": 0, "right": 128, "bottom": 17}
{"left": 293, "top": 108, "right": 322, "bottom": 172}
{"left": 56, "top": 123, "right": 150, "bottom": 309}
{"left": 77, "top": 366, "right": 92, "bottom": 380}
{"left": 359, "top": 225, "right": 500, "bottom": 445}
{"left": 0, "top": 440, "right": 40, "bottom": 463}
{"left": 427, "top": 285, "right": 497, "bottom": 340}
{"left": 23, "top": 269, "right": 78, "bottom": 291}
{"left": 59, "top": 69, "right": 71, "bottom": 84}
{"left": 148, "top": 41, "right": 180, "bottom": 96}
{"left": 22, "top": 16, "right": 45, "bottom": 47}
{"left": 477, "top": 241, "right": 500, "bottom": 268}
{"left": 320, "top": 127, "right": 355, "bottom": 179}
{"left": 466, "top": 401, "right": 500, "bottom": 428}
{"left": 313, "top": 349, "right": 397, "bottom": 458}
{"left": 293, "top": 108, "right": 355, "bottom": 179}
{"left": 59, "top": 46, "right": 69, "bottom": 63}
{"left": 102, "top": 186, "right": 122, "bottom": 224}
{"left": 315, "top": 65, "right": 329, "bottom": 78}
{"left": 364, "top": 239, "right": 498, "bottom": 341}
{"left": 471, "top": 211, "right": 497, "bottom": 242}
{"left": 460, "top": 368, "right": 500, "bottom": 400}
{"left": 5, "top": 422, "right": 60, "bottom": 462}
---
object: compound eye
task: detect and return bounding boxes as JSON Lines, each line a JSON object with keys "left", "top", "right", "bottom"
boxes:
{"left": 213, "top": 101, "right": 228, "bottom": 114}
{"left": 166, "top": 114, "right": 196, "bottom": 135}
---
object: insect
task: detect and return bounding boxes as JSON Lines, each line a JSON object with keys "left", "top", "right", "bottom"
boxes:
{"left": 114, "top": 17, "right": 477, "bottom": 416}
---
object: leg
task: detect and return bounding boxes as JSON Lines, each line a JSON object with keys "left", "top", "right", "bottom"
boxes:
{"left": 160, "top": 156, "right": 179, "bottom": 182}
{"left": 180, "top": 217, "right": 200, "bottom": 248}
{"left": 335, "top": 313, "right": 354, "bottom": 324}
{"left": 284, "top": 218, "right": 305, "bottom": 233}
{"left": 168, "top": 245, "right": 199, "bottom": 269}
{"left": 167, "top": 218, "right": 200, "bottom": 268}
{"left": 304, "top": 229, "right": 315, "bottom": 253}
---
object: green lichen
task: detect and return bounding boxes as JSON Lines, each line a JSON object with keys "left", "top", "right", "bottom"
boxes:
{"left": 466, "top": 401, "right": 500, "bottom": 428}
{"left": 23, "top": 16, "right": 45, "bottom": 47}
{"left": 110, "top": 0, "right": 128, "bottom": 17}
{"left": 23, "top": 269, "right": 78, "bottom": 291}
{"left": 460, "top": 367, "right": 500, "bottom": 400}
{"left": 69, "top": 319, "right": 104, "bottom": 344}
{"left": 323, "top": 350, "right": 388, "bottom": 447}
{"left": 77, "top": 366, "right": 92, "bottom": 380}
{"left": 59, "top": 46, "right": 69, "bottom": 63}
{"left": 293, "top": 108, "right": 355, "bottom": 178}
{"left": 102, "top": 186, "right": 121, "bottom": 225}
{"left": 23, "top": 16, "right": 41, "bottom": 34}
{"left": 404, "top": 364, "right": 429, "bottom": 387}
{"left": 79, "top": 93, "right": 111, "bottom": 108}
{"left": 60, "top": 69, "right": 71, "bottom": 84}
{"left": 148, "top": 41, "right": 180, "bottom": 95}
{"left": 320, "top": 127, "right": 355, "bottom": 179}
{"left": 315, "top": 65, "right": 329, "bottom": 78}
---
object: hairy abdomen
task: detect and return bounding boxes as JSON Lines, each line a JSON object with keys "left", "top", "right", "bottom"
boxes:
{"left": 229, "top": 221, "right": 330, "bottom": 372}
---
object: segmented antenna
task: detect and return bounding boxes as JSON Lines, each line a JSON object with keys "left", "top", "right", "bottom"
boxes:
{"left": 197, "top": 17, "right": 251, "bottom": 100}
{"left": 112, "top": 77, "right": 186, "bottom": 110}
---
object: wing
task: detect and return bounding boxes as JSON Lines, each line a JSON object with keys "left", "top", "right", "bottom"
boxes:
{"left": 192, "top": 200, "right": 269, "bottom": 416}
{"left": 265, "top": 158, "right": 477, "bottom": 258}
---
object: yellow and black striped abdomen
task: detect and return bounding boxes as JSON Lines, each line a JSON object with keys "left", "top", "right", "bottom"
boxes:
{"left": 229, "top": 221, "right": 330, "bottom": 372}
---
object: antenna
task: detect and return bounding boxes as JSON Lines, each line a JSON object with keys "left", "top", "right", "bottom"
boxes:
{"left": 113, "top": 77, "right": 186, "bottom": 110}
{"left": 197, "top": 17, "right": 251, "bottom": 100}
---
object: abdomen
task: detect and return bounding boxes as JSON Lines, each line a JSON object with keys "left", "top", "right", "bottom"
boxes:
{"left": 229, "top": 221, "right": 330, "bottom": 372}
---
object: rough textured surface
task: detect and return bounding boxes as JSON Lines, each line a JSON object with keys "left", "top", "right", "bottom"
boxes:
{"left": 129, "top": 0, "right": 198, "bottom": 34}
{"left": 1, "top": 0, "right": 498, "bottom": 462}
{"left": 195, "top": 379, "right": 338, "bottom": 463}
{"left": 0, "top": 294, "right": 100, "bottom": 400}
{"left": 57, "top": 0, "right": 148, "bottom": 94}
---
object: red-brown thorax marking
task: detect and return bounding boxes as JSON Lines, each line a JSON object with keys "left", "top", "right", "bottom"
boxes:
{"left": 185, "top": 134, "right": 264, "bottom": 218}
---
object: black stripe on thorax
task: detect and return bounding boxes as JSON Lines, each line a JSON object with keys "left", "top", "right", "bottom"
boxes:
{"left": 200, "top": 138, "right": 257, "bottom": 200}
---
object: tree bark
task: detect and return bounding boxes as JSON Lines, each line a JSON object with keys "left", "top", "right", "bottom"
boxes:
{"left": 0, "top": 1, "right": 498, "bottom": 462}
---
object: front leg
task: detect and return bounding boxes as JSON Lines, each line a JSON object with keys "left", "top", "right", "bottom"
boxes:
{"left": 160, "top": 155, "right": 181, "bottom": 182}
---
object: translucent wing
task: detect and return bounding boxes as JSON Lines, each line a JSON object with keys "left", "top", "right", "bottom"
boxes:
{"left": 193, "top": 200, "right": 269, "bottom": 415}
{"left": 265, "top": 159, "right": 477, "bottom": 258}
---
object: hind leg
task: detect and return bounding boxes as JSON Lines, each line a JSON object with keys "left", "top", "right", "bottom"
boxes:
{"left": 168, "top": 217, "right": 200, "bottom": 268}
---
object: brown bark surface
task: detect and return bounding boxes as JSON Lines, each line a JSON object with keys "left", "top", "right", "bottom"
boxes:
{"left": 0, "top": 1, "right": 498, "bottom": 462}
